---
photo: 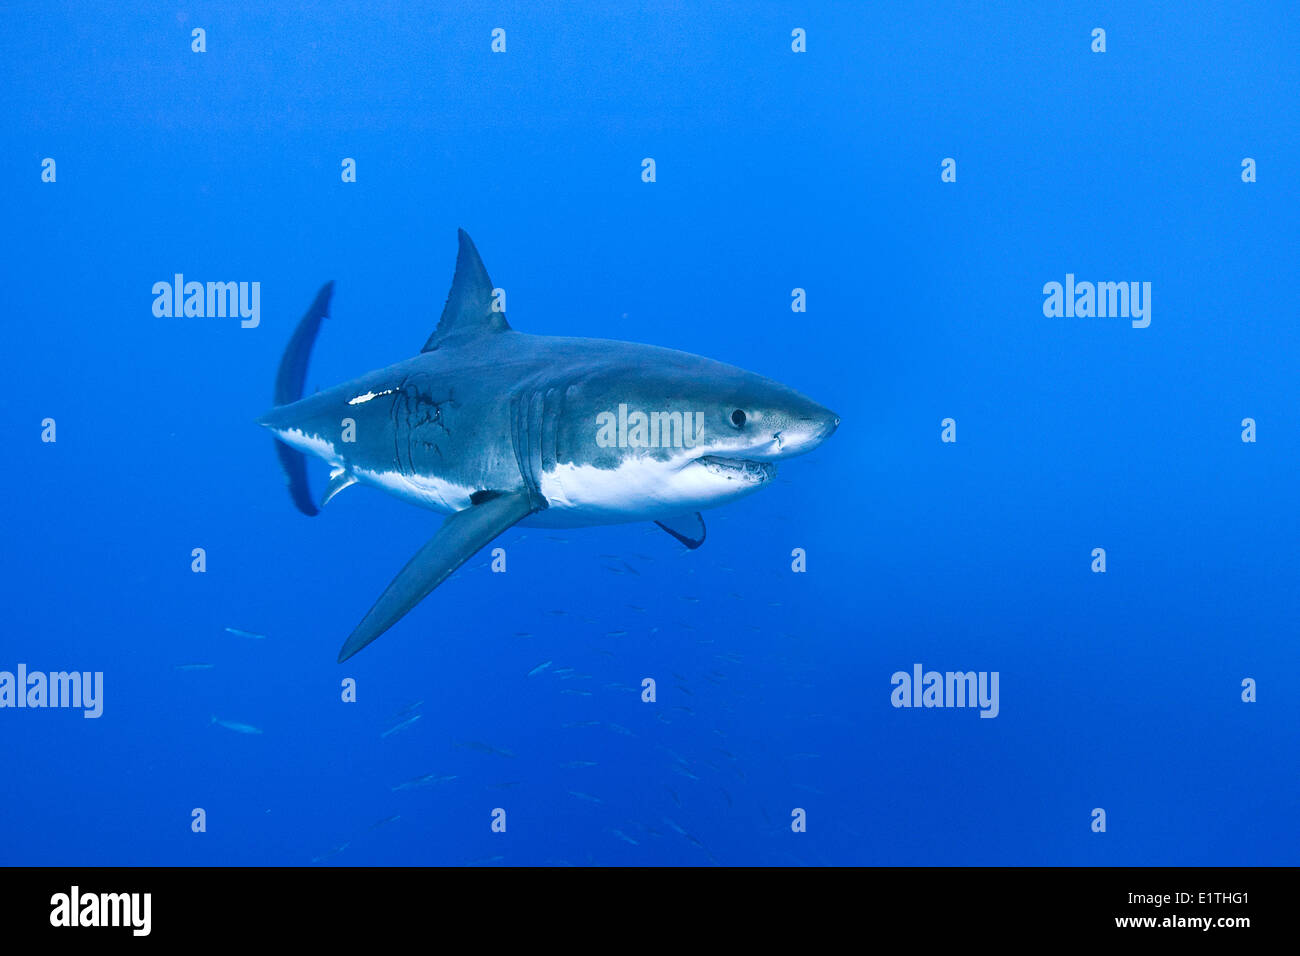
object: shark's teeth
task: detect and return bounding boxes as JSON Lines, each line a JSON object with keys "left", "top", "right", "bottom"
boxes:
{"left": 697, "top": 456, "right": 776, "bottom": 483}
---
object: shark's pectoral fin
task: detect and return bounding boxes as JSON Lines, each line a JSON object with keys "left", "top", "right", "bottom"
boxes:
{"left": 321, "top": 468, "right": 358, "bottom": 508}
{"left": 269, "top": 280, "right": 335, "bottom": 517}
{"left": 336, "top": 490, "right": 539, "bottom": 662}
{"left": 655, "top": 512, "right": 706, "bottom": 550}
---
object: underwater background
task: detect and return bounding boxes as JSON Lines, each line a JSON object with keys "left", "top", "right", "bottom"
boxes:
{"left": 2, "top": 2, "right": 1296, "bottom": 866}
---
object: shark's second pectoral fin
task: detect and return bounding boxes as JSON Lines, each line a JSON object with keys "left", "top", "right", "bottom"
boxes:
{"left": 321, "top": 467, "right": 358, "bottom": 508}
{"left": 336, "top": 490, "right": 539, "bottom": 663}
{"left": 655, "top": 512, "right": 706, "bottom": 550}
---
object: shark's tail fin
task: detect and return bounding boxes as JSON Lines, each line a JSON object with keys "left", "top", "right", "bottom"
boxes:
{"left": 269, "top": 281, "right": 335, "bottom": 517}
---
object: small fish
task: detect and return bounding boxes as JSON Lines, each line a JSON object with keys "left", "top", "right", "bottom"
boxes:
{"left": 487, "top": 781, "right": 523, "bottom": 790}
{"left": 568, "top": 790, "right": 603, "bottom": 804}
{"left": 467, "top": 855, "right": 505, "bottom": 865}
{"left": 391, "top": 699, "right": 424, "bottom": 718}
{"left": 620, "top": 561, "right": 640, "bottom": 576}
{"left": 210, "top": 715, "right": 262, "bottom": 734}
{"left": 659, "top": 746, "right": 689, "bottom": 765}
{"left": 392, "top": 773, "right": 458, "bottom": 791}
{"left": 455, "top": 740, "right": 517, "bottom": 758}
{"left": 675, "top": 685, "right": 694, "bottom": 697}
{"left": 545, "top": 609, "right": 569, "bottom": 616}
{"left": 553, "top": 667, "right": 575, "bottom": 676}
{"left": 606, "top": 723, "right": 634, "bottom": 736}
{"left": 560, "top": 688, "right": 592, "bottom": 696}
{"left": 560, "top": 760, "right": 598, "bottom": 768}
{"left": 786, "top": 753, "right": 821, "bottom": 760}
{"left": 562, "top": 720, "right": 602, "bottom": 728}
{"left": 601, "top": 565, "right": 627, "bottom": 575}
{"left": 224, "top": 627, "right": 267, "bottom": 640}
{"left": 311, "top": 842, "right": 349, "bottom": 863}
{"left": 381, "top": 714, "right": 422, "bottom": 738}
{"left": 369, "top": 814, "right": 401, "bottom": 830}
{"left": 608, "top": 828, "right": 639, "bottom": 845}
{"left": 174, "top": 663, "right": 215, "bottom": 671}
{"left": 513, "top": 631, "right": 534, "bottom": 638}
{"left": 684, "top": 833, "right": 709, "bottom": 852}
{"left": 527, "top": 660, "right": 552, "bottom": 677}
{"left": 605, "top": 630, "right": 628, "bottom": 637}
{"left": 672, "top": 765, "right": 699, "bottom": 781}
{"left": 662, "top": 816, "right": 688, "bottom": 836}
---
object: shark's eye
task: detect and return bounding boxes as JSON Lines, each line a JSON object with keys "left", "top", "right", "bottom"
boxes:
{"left": 730, "top": 409, "right": 747, "bottom": 428}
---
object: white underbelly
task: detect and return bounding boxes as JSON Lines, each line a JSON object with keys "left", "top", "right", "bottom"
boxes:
{"left": 355, "top": 467, "right": 470, "bottom": 515}
{"left": 531, "top": 456, "right": 736, "bottom": 526}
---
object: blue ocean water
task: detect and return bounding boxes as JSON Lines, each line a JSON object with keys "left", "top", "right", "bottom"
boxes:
{"left": 2, "top": 2, "right": 1297, "bottom": 866}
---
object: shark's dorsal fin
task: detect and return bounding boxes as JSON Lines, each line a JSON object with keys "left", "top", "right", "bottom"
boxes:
{"left": 422, "top": 230, "right": 511, "bottom": 351}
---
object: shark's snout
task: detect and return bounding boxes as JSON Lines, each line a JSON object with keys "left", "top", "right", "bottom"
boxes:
{"left": 774, "top": 407, "right": 839, "bottom": 458}
{"left": 822, "top": 411, "right": 841, "bottom": 441}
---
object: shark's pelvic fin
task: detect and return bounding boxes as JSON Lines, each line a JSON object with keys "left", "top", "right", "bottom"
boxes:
{"left": 655, "top": 512, "right": 707, "bottom": 550}
{"left": 270, "top": 281, "right": 335, "bottom": 517}
{"left": 422, "top": 229, "right": 511, "bottom": 352}
{"left": 321, "top": 467, "right": 358, "bottom": 508}
{"left": 336, "top": 490, "right": 540, "bottom": 662}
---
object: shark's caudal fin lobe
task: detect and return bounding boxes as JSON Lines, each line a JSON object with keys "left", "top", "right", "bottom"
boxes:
{"left": 275, "top": 281, "right": 335, "bottom": 406}
{"left": 422, "top": 230, "right": 511, "bottom": 352}
{"left": 268, "top": 281, "right": 335, "bottom": 517}
{"left": 336, "top": 491, "right": 541, "bottom": 663}
{"left": 655, "top": 512, "right": 706, "bottom": 549}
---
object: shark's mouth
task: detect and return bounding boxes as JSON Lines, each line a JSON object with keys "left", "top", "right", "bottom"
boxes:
{"left": 697, "top": 455, "right": 777, "bottom": 483}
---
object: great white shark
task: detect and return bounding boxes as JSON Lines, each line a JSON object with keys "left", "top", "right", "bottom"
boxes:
{"left": 259, "top": 231, "right": 839, "bottom": 662}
